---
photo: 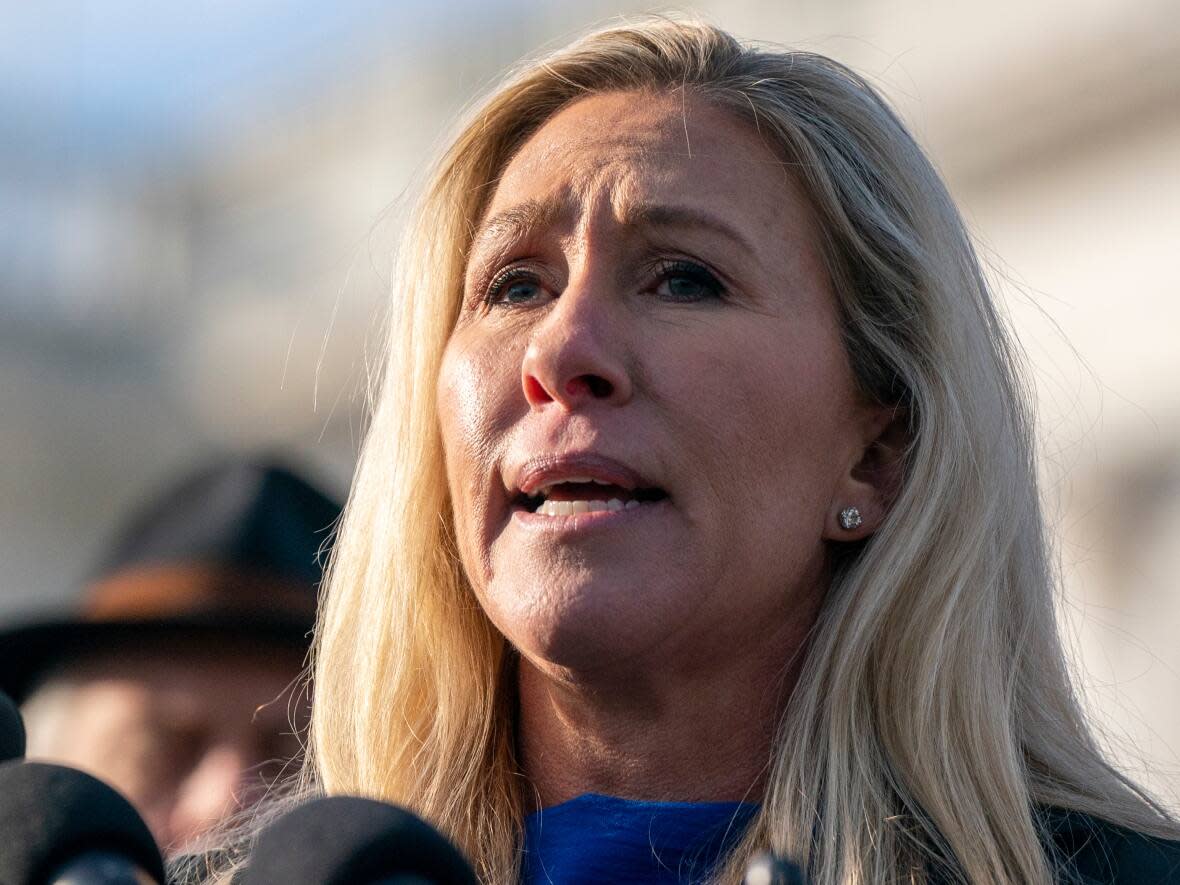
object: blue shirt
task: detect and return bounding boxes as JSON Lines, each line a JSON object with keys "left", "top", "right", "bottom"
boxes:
{"left": 521, "top": 793, "right": 759, "bottom": 884}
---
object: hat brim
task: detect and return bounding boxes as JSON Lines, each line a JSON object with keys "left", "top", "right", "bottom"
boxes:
{"left": 0, "top": 614, "right": 312, "bottom": 704}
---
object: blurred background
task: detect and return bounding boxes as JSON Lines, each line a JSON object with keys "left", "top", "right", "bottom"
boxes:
{"left": 3, "top": 0, "right": 1179, "bottom": 805}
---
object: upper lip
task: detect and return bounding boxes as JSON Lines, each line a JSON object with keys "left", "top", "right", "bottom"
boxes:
{"left": 510, "top": 453, "right": 658, "bottom": 497}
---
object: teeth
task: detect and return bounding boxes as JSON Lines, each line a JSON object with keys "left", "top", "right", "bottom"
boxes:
{"left": 535, "top": 498, "right": 636, "bottom": 517}
{"left": 536, "top": 476, "right": 619, "bottom": 495}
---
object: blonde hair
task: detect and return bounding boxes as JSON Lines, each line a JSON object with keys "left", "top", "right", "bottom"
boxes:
{"left": 298, "top": 18, "right": 1176, "bottom": 885}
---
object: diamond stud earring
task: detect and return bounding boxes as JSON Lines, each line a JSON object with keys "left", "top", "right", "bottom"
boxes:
{"left": 839, "top": 506, "right": 863, "bottom": 531}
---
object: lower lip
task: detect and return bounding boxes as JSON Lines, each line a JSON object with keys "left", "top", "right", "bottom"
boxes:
{"left": 511, "top": 499, "right": 669, "bottom": 532}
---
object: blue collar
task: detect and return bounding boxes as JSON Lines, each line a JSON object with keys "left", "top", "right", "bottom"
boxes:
{"left": 522, "top": 793, "right": 759, "bottom": 884}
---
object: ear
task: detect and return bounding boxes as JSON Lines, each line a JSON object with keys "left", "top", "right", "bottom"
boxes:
{"left": 822, "top": 405, "right": 909, "bottom": 542}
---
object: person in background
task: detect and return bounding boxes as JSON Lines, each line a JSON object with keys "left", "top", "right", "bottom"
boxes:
{"left": 0, "top": 457, "right": 341, "bottom": 857}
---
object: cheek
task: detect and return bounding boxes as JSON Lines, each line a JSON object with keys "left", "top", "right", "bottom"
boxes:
{"left": 439, "top": 342, "right": 502, "bottom": 460}
{"left": 667, "top": 325, "right": 855, "bottom": 529}
{"left": 437, "top": 338, "right": 523, "bottom": 568}
{"left": 438, "top": 333, "right": 525, "bottom": 473}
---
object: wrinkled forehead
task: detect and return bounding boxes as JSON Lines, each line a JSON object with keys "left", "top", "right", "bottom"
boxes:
{"left": 505, "top": 89, "right": 698, "bottom": 175}
{"left": 484, "top": 108, "right": 692, "bottom": 233}
{"left": 470, "top": 90, "right": 800, "bottom": 261}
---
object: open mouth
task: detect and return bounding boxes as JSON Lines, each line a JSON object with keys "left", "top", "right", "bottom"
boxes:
{"left": 513, "top": 479, "right": 669, "bottom": 516}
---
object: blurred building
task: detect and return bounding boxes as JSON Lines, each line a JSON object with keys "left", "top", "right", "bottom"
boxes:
{"left": 2, "top": 0, "right": 1178, "bottom": 804}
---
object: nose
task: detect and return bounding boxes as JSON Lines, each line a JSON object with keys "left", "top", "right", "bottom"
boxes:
{"left": 521, "top": 276, "right": 633, "bottom": 410}
{"left": 163, "top": 742, "right": 248, "bottom": 852}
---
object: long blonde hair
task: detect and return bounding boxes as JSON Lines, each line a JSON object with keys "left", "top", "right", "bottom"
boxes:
{"left": 304, "top": 18, "right": 1174, "bottom": 884}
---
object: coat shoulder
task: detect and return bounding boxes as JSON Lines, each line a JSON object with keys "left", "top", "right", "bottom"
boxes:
{"left": 1040, "top": 807, "right": 1180, "bottom": 884}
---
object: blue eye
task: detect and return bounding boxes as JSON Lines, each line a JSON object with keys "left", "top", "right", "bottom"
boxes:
{"left": 485, "top": 267, "right": 545, "bottom": 306}
{"left": 653, "top": 260, "right": 726, "bottom": 302}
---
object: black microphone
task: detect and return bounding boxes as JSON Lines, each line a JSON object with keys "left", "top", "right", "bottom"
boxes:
{"left": 239, "top": 795, "right": 479, "bottom": 885}
{"left": 0, "top": 689, "right": 26, "bottom": 763}
{"left": 0, "top": 760, "right": 165, "bottom": 885}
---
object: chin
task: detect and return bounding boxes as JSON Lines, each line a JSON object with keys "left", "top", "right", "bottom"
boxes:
{"left": 488, "top": 566, "right": 690, "bottom": 675}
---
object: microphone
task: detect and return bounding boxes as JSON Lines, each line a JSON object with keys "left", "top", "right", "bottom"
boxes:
{"left": 239, "top": 795, "right": 479, "bottom": 885}
{"left": 743, "top": 852, "right": 807, "bottom": 885}
{"left": 0, "top": 689, "right": 26, "bottom": 763}
{"left": 0, "top": 760, "right": 165, "bottom": 885}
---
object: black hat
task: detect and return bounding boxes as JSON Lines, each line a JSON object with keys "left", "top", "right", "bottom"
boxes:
{"left": 0, "top": 457, "right": 342, "bottom": 702}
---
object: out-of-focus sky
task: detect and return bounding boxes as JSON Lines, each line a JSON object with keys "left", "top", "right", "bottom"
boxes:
{"left": 3, "top": 0, "right": 479, "bottom": 158}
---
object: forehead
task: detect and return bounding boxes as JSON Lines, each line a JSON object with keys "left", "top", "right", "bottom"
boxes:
{"left": 476, "top": 90, "right": 813, "bottom": 251}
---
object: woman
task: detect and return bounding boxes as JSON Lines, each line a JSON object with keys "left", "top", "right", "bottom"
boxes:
{"left": 194, "top": 18, "right": 1180, "bottom": 885}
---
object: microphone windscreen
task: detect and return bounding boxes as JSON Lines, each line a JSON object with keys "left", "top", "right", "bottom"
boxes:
{"left": 240, "top": 796, "right": 479, "bottom": 885}
{"left": 0, "top": 689, "right": 25, "bottom": 762}
{"left": 0, "top": 761, "right": 165, "bottom": 885}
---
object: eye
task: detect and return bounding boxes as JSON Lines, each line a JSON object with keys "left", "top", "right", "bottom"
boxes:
{"left": 651, "top": 259, "right": 726, "bottom": 302}
{"left": 485, "top": 266, "right": 547, "bottom": 307}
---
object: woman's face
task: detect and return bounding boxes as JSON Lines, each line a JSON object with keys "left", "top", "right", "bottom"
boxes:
{"left": 438, "top": 90, "right": 883, "bottom": 676}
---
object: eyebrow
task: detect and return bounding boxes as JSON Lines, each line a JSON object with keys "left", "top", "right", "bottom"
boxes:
{"left": 619, "top": 203, "right": 757, "bottom": 260}
{"left": 468, "top": 198, "right": 757, "bottom": 262}
{"left": 469, "top": 199, "right": 569, "bottom": 260}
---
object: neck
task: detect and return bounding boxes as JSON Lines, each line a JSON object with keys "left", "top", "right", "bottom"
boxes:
{"left": 515, "top": 597, "right": 818, "bottom": 810}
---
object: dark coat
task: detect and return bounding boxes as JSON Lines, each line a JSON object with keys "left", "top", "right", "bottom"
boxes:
{"left": 1041, "top": 808, "right": 1180, "bottom": 884}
